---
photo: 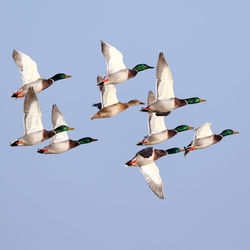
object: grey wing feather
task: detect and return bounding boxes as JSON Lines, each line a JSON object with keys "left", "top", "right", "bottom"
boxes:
{"left": 147, "top": 91, "right": 157, "bottom": 106}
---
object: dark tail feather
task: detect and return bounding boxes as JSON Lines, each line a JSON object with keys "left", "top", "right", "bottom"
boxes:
{"left": 37, "top": 149, "right": 45, "bottom": 154}
{"left": 11, "top": 93, "right": 18, "bottom": 98}
{"left": 92, "top": 103, "right": 102, "bottom": 110}
{"left": 184, "top": 147, "right": 189, "bottom": 157}
{"left": 125, "top": 160, "right": 132, "bottom": 166}
{"left": 97, "top": 81, "right": 104, "bottom": 86}
{"left": 10, "top": 140, "right": 19, "bottom": 146}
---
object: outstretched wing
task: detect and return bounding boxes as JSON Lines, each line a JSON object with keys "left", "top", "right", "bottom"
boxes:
{"left": 148, "top": 113, "right": 167, "bottom": 135}
{"left": 139, "top": 162, "right": 164, "bottom": 199}
{"left": 100, "top": 84, "right": 119, "bottom": 108}
{"left": 194, "top": 122, "right": 213, "bottom": 140}
{"left": 51, "top": 104, "right": 69, "bottom": 143}
{"left": 156, "top": 52, "right": 174, "bottom": 100}
{"left": 24, "top": 87, "right": 43, "bottom": 134}
{"left": 12, "top": 50, "right": 41, "bottom": 86}
{"left": 101, "top": 41, "right": 127, "bottom": 76}
{"left": 147, "top": 91, "right": 166, "bottom": 134}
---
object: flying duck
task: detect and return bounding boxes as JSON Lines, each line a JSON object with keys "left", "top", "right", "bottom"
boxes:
{"left": 97, "top": 41, "right": 153, "bottom": 86}
{"left": 11, "top": 50, "right": 71, "bottom": 98}
{"left": 141, "top": 52, "right": 205, "bottom": 116}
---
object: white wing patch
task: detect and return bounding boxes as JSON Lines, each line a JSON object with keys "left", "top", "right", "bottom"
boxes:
{"left": 148, "top": 113, "right": 166, "bottom": 135}
{"left": 195, "top": 122, "right": 213, "bottom": 140}
{"left": 156, "top": 52, "right": 174, "bottom": 100}
{"left": 24, "top": 88, "right": 43, "bottom": 134}
{"left": 139, "top": 162, "right": 164, "bottom": 199}
{"left": 12, "top": 50, "right": 41, "bottom": 86}
{"left": 101, "top": 41, "right": 127, "bottom": 76}
{"left": 101, "top": 84, "right": 119, "bottom": 108}
{"left": 51, "top": 104, "right": 69, "bottom": 144}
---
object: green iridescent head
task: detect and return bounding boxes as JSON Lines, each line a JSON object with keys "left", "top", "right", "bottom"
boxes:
{"left": 185, "top": 97, "right": 206, "bottom": 104}
{"left": 220, "top": 129, "right": 239, "bottom": 137}
{"left": 166, "top": 147, "right": 184, "bottom": 155}
{"left": 53, "top": 125, "right": 74, "bottom": 133}
{"left": 77, "top": 137, "right": 98, "bottom": 144}
{"left": 175, "top": 125, "right": 194, "bottom": 133}
{"left": 132, "top": 64, "right": 154, "bottom": 72}
{"left": 50, "top": 73, "right": 71, "bottom": 81}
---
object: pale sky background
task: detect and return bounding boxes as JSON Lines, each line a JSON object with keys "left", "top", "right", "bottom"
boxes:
{"left": 1, "top": 0, "right": 249, "bottom": 249}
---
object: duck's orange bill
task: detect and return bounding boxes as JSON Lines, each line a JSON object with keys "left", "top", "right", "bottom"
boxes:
{"left": 41, "top": 148, "right": 49, "bottom": 151}
{"left": 143, "top": 108, "right": 152, "bottom": 111}
{"left": 140, "top": 141, "right": 148, "bottom": 144}
{"left": 103, "top": 79, "right": 109, "bottom": 82}
{"left": 16, "top": 141, "right": 23, "bottom": 144}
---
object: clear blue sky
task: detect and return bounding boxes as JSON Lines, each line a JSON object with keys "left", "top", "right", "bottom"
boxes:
{"left": 1, "top": 0, "right": 249, "bottom": 249}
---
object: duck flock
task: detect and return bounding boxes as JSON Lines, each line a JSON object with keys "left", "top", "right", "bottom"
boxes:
{"left": 10, "top": 41, "right": 239, "bottom": 199}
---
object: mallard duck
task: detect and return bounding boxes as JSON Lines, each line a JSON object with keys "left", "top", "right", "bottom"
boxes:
{"left": 10, "top": 87, "right": 74, "bottom": 146}
{"left": 97, "top": 41, "right": 153, "bottom": 86}
{"left": 91, "top": 76, "right": 144, "bottom": 119}
{"left": 141, "top": 52, "right": 205, "bottom": 116}
{"left": 137, "top": 91, "right": 193, "bottom": 145}
{"left": 125, "top": 147, "right": 184, "bottom": 199}
{"left": 37, "top": 104, "right": 97, "bottom": 154}
{"left": 184, "top": 122, "right": 239, "bottom": 156}
{"left": 11, "top": 50, "right": 71, "bottom": 98}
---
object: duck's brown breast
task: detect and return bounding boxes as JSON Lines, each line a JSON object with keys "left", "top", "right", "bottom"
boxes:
{"left": 154, "top": 149, "right": 167, "bottom": 161}
{"left": 167, "top": 129, "right": 178, "bottom": 139}
{"left": 213, "top": 134, "right": 223, "bottom": 144}
{"left": 43, "top": 130, "right": 56, "bottom": 140}
{"left": 128, "top": 69, "right": 138, "bottom": 79}
{"left": 42, "top": 79, "right": 54, "bottom": 90}
{"left": 175, "top": 98, "right": 188, "bottom": 108}
{"left": 69, "top": 140, "right": 80, "bottom": 149}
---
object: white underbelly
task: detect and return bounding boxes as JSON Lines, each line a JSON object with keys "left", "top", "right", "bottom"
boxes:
{"left": 149, "top": 99, "right": 175, "bottom": 113}
{"left": 20, "top": 79, "right": 43, "bottom": 95}
{"left": 146, "top": 131, "right": 168, "bottom": 145}
{"left": 195, "top": 136, "right": 215, "bottom": 149}
{"left": 107, "top": 70, "right": 129, "bottom": 84}
{"left": 22, "top": 130, "right": 45, "bottom": 145}
{"left": 45, "top": 141, "right": 70, "bottom": 154}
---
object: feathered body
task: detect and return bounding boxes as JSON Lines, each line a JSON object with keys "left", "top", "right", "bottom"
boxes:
{"left": 125, "top": 147, "right": 183, "bottom": 199}
{"left": 13, "top": 130, "right": 56, "bottom": 146}
{"left": 91, "top": 76, "right": 144, "bottom": 119}
{"left": 137, "top": 91, "right": 193, "bottom": 145}
{"left": 97, "top": 41, "right": 153, "bottom": 86}
{"left": 11, "top": 50, "right": 71, "bottom": 98}
{"left": 141, "top": 52, "right": 205, "bottom": 116}
{"left": 38, "top": 105, "right": 97, "bottom": 154}
{"left": 184, "top": 122, "right": 239, "bottom": 156}
{"left": 10, "top": 88, "right": 74, "bottom": 147}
